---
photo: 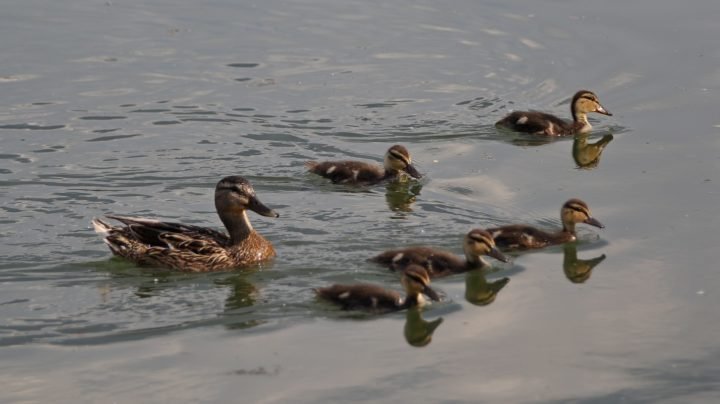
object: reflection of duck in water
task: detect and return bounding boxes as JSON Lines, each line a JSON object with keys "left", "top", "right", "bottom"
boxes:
{"left": 217, "top": 274, "right": 258, "bottom": 310}
{"left": 573, "top": 133, "right": 614, "bottom": 168}
{"left": 404, "top": 307, "right": 443, "bottom": 347}
{"left": 488, "top": 199, "right": 604, "bottom": 251}
{"left": 305, "top": 145, "right": 422, "bottom": 185}
{"left": 92, "top": 176, "right": 279, "bottom": 272}
{"left": 385, "top": 180, "right": 423, "bottom": 212}
{"left": 464, "top": 270, "right": 510, "bottom": 306}
{"left": 496, "top": 90, "right": 612, "bottom": 136}
{"left": 563, "top": 242, "right": 606, "bottom": 284}
{"left": 314, "top": 265, "right": 440, "bottom": 313}
{"left": 370, "top": 229, "right": 509, "bottom": 278}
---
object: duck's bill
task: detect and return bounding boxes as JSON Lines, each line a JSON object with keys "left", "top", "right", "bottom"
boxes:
{"left": 249, "top": 196, "right": 280, "bottom": 218}
{"left": 596, "top": 104, "right": 612, "bottom": 116}
{"left": 489, "top": 246, "right": 510, "bottom": 263}
{"left": 404, "top": 164, "right": 423, "bottom": 179}
{"left": 423, "top": 285, "right": 441, "bottom": 302}
{"left": 584, "top": 216, "right": 604, "bottom": 228}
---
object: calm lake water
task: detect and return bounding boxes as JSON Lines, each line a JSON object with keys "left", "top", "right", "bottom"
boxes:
{"left": 2, "top": 0, "right": 720, "bottom": 402}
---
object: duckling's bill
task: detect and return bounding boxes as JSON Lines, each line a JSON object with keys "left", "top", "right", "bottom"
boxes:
{"left": 488, "top": 246, "right": 511, "bottom": 263}
{"left": 404, "top": 163, "right": 422, "bottom": 179}
{"left": 584, "top": 217, "right": 604, "bottom": 228}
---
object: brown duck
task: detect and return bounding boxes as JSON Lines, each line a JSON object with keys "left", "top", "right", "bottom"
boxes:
{"left": 496, "top": 90, "right": 612, "bottom": 136}
{"left": 487, "top": 199, "right": 603, "bottom": 250}
{"left": 369, "top": 229, "right": 509, "bottom": 278}
{"left": 92, "top": 176, "right": 279, "bottom": 272}
{"left": 305, "top": 144, "right": 422, "bottom": 185}
{"left": 314, "top": 265, "right": 440, "bottom": 313}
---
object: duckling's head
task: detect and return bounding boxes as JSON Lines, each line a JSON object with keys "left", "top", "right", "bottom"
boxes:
{"left": 215, "top": 176, "right": 280, "bottom": 218}
{"left": 561, "top": 198, "right": 603, "bottom": 233}
{"left": 571, "top": 90, "right": 612, "bottom": 118}
{"left": 401, "top": 265, "right": 440, "bottom": 302}
{"left": 463, "top": 229, "right": 510, "bottom": 263}
{"left": 383, "top": 145, "right": 422, "bottom": 179}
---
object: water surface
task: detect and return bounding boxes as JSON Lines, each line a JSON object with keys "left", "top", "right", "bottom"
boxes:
{"left": 2, "top": 0, "right": 720, "bottom": 402}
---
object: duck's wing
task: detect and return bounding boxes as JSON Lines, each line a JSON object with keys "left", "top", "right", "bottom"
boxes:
{"left": 105, "top": 215, "right": 229, "bottom": 246}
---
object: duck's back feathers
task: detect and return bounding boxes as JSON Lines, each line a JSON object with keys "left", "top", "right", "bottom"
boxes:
{"left": 105, "top": 215, "right": 230, "bottom": 246}
{"left": 305, "top": 160, "right": 384, "bottom": 184}
{"left": 487, "top": 224, "right": 569, "bottom": 250}
{"left": 496, "top": 111, "right": 571, "bottom": 136}
{"left": 315, "top": 283, "right": 403, "bottom": 312}
{"left": 370, "top": 247, "right": 467, "bottom": 278}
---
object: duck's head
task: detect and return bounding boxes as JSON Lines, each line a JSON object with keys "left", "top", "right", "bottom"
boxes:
{"left": 463, "top": 229, "right": 510, "bottom": 263}
{"left": 561, "top": 198, "right": 603, "bottom": 233}
{"left": 383, "top": 145, "right": 422, "bottom": 179}
{"left": 215, "top": 176, "right": 280, "bottom": 218}
{"left": 401, "top": 265, "right": 440, "bottom": 301}
{"left": 571, "top": 90, "right": 612, "bottom": 118}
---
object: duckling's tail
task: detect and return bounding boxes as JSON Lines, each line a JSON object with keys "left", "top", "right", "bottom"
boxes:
{"left": 304, "top": 161, "right": 319, "bottom": 171}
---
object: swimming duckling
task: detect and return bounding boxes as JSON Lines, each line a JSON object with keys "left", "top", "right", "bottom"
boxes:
{"left": 92, "top": 176, "right": 279, "bottom": 272}
{"left": 314, "top": 265, "right": 440, "bottom": 313}
{"left": 305, "top": 144, "right": 422, "bottom": 185}
{"left": 487, "top": 199, "right": 603, "bottom": 251}
{"left": 496, "top": 90, "right": 612, "bottom": 136}
{"left": 370, "top": 229, "right": 510, "bottom": 278}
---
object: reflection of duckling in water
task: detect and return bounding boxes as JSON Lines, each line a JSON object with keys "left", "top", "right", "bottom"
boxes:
{"left": 385, "top": 180, "right": 423, "bottom": 212}
{"left": 314, "top": 265, "right": 440, "bottom": 313}
{"left": 404, "top": 307, "right": 443, "bottom": 347}
{"left": 464, "top": 270, "right": 510, "bottom": 306}
{"left": 563, "top": 242, "right": 606, "bottom": 284}
{"left": 573, "top": 133, "right": 614, "bottom": 169}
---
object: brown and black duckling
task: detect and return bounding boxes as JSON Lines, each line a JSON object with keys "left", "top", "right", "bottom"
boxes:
{"left": 314, "top": 265, "right": 440, "bottom": 313}
{"left": 496, "top": 90, "right": 612, "bottom": 136}
{"left": 487, "top": 199, "right": 603, "bottom": 251}
{"left": 92, "top": 176, "right": 279, "bottom": 272}
{"left": 369, "top": 229, "right": 510, "bottom": 278}
{"left": 305, "top": 144, "right": 422, "bottom": 185}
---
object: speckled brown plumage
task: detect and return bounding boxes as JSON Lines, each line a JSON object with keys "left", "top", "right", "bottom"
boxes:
{"left": 92, "top": 176, "right": 278, "bottom": 272}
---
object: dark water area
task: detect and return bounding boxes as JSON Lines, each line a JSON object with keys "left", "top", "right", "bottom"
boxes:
{"left": 2, "top": 0, "right": 720, "bottom": 402}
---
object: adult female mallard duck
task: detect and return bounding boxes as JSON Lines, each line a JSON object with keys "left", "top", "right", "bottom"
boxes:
{"left": 496, "top": 90, "right": 612, "bottom": 136}
{"left": 92, "top": 176, "right": 279, "bottom": 272}
{"left": 369, "top": 229, "right": 510, "bottom": 278}
{"left": 305, "top": 144, "right": 422, "bottom": 185}
{"left": 487, "top": 199, "right": 603, "bottom": 250}
{"left": 314, "top": 265, "right": 440, "bottom": 313}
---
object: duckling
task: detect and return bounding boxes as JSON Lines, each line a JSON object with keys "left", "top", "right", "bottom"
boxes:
{"left": 487, "top": 199, "right": 603, "bottom": 250}
{"left": 370, "top": 229, "right": 510, "bottom": 278}
{"left": 91, "top": 176, "right": 279, "bottom": 272}
{"left": 305, "top": 144, "right": 422, "bottom": 185}
{"left": 496, "top": 90, "right": 612, "bottom": 136}
{"left": 573, "top": 133, "right": 614, "bottom": 168}
{"left": 314, "top": 265, "right": 440, "bottom": 313}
